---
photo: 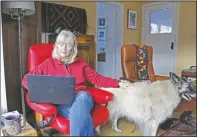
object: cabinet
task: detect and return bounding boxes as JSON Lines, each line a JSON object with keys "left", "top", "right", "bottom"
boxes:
{"left": 76, "top": 34, "right": 96, "bottom": 69}
{"left": 76, "top": 34, "right": 96, "bottom": 86}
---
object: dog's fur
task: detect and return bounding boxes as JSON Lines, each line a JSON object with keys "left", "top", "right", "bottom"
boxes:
{"left": 96, "top": 72, "right": 196, "bottom": 136}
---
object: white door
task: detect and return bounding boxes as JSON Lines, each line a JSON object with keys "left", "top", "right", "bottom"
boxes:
{"left": 142, "top": 2, "right": 178, "bottom": 76}
{"left": 97, "top": 3, "right": 117, "bottom": 78}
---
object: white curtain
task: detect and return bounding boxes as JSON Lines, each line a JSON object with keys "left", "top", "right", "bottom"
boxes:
{"left": 1, "top": 1, "right": 8, "bottom": 114}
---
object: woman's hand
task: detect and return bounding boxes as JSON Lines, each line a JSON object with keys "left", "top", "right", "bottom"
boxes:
{"left": 118, "top": 80, "right": 131, "bottom": 88}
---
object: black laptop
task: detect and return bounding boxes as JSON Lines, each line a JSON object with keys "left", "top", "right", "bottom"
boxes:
{"left": 27, "top": 75, "right": 76, "bottom": 105}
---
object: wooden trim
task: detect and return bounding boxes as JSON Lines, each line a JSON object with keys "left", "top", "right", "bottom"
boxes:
{"left": 35, "top": 112, "right": 43, "bottom": 127}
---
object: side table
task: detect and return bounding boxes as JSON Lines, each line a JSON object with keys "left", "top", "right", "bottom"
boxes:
{"left": 1, "top": 122, "right": 37, "bottom": 136}
{"left": 181, "top": 66, "right": 196, "bottom": 80}
{"left": 177, "top": 66, "right": 196, "bottom": 112}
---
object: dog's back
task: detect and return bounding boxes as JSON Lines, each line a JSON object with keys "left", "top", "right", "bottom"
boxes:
{"left": 101, "top": 73, "right": 196, "bottom": 136}
{"left": 115, "top": 80, "right": 180, "bottom": 119}
{"left": 101, "top": 80, "right": 182, "bottom": 134}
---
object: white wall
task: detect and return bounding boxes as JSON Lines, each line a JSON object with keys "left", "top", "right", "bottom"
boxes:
{"left": 1, "top": 1, "right": 8, "bottom": 114}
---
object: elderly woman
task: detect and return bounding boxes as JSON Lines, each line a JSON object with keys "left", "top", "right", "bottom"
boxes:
{"left": 22, "top": 30, "right": 125, "bottom": 136}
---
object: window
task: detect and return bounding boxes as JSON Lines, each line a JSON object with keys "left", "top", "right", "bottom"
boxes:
{"left": 149, "top": 8, "right": 172, "bottom": 34}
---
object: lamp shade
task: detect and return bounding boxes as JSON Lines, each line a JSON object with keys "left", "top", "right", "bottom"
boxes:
{"left": 2, "top": 2, "right": 35, "bottom": 16}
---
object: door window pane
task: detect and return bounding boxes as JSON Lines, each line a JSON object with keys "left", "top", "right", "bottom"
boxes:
{"left": 149, "top": 8, "right": 172, "bottom": 34}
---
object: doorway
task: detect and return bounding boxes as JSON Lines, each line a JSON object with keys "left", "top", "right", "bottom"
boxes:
{"left": 142, "top": 2, "right": 179, "bottom": 76}
{"left": 96, "top": 2, "right": 123, "bottom": 79}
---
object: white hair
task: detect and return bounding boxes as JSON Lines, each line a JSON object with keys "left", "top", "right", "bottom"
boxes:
{"left": 52, "top": 30, "right": 78, "bottom": 64}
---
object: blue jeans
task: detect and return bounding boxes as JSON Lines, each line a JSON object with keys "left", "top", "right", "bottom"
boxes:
{"left": 57, "top": 91, "right": 94, "bottom": 136}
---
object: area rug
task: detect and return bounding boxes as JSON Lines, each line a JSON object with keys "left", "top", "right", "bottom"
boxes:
{"left": 51, "top": 111, "right": 196, "bottom": 136}
{"left": 160, "top": 116, "right": 196, "bottom": 136}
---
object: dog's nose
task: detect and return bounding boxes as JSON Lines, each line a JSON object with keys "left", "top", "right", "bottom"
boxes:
{"left": 191, "top": 92, "right": 196, "bottom": 98}
{"left": 189, "top": 86, "right": 196, "bottom": 98}
{"left": 190, "top": 89, "right": 196, "bottom": 98}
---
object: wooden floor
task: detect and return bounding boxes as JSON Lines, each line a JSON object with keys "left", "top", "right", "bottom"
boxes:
{"left": 97, "top": 110, "right": 196, "bottom": 136}
{"left": 26, "top": 110, "right": 196, "bottom": 136}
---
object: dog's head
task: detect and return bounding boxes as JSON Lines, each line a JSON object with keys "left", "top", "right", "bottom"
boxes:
{"left": 170, "top": 72, "right": 196, "bottom": 101}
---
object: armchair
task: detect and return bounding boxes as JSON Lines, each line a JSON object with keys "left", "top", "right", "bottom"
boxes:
{"left": 121, "top": 45, "right": 196, "bottom": 112}
{"left": 121, "top": 45, "right": 169, "bottom": 82}
{"left": 25, "top": 44, "right": 113, "bottom": 135}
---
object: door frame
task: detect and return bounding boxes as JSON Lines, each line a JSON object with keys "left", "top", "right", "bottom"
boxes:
{"left": 96, "top": 2, "right": 124, "bottom": 78}
{"left": 142, "top": 2, "right": 180, "bottom": 73}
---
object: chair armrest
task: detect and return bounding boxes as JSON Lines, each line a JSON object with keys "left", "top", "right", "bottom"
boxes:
{"left": 87, "top": 87, "right": 113, "bottom": 104}
{"left": 25, "top": 93, "right": 57, "bottom": 117}
{"left": 119, "top": 77, "right": 136, "bottom": 83}
{"left": 155, "top": 75, "right": 170, "bottom": 81}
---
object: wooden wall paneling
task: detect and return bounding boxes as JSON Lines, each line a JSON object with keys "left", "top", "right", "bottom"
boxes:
{"left": 76, "top": 34, "right": 96, "bottom": 69}
{"left": 89, "top": 36, "right": 96, "bottom": 70}
{"left": 22, "top": 20, "right": 41, "bottom": 114}
{"left": 22, "top": 20, "right": 40, "bottom": 76}
{"left": 2, "top": 21, "right": 22, "bottom": 112}
{"left": 2, "top": 2, "right": 41, "bottom": 113}
{"left": 36, "top": 2, "right": 42, "bottom": 43}
{"left": 21, "top": 2, "right": 41, "bottom": 113}
{"left": 76, "top": 34, "right": 96, "bottom": 87}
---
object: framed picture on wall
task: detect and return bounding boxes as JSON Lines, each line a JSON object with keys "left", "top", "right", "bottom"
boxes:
{"left": 97, "top": 47, "right": 106, "bottom": 62}
{"left": 127, "top": 9, "right": 137, "bottom": 29}
{"left": 98, "top": 17, "right": 106, "bottom": 28}
{"left": 97, "top": 29, "right": 106, "bottom": 40}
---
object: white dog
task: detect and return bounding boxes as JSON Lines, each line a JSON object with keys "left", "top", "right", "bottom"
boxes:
{"left": 95, "top": 72, "right": 196, "bottom": 136}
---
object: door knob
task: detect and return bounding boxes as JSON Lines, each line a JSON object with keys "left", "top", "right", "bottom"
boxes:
{"left": 170, "top": 42, "right": 174, "bottom": 50}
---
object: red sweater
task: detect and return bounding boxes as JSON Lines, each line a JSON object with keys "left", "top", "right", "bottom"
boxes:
{"left": 22, "top": 57, "right": 119, "bottom": 93}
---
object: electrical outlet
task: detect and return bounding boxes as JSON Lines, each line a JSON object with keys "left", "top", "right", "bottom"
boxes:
{"left": 188, "top": 77, "right": 196, "bottom": 82}
{"left": 188, "top": 78, "right": 192, "bottom": 82}
{"left": 191, "top": 33, "right": 196, "bottom": 37}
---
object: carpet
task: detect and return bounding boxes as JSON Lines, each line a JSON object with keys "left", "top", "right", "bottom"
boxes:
{"left": 160, "top": 114, "right": 196, "bottom": 136}
{"left": 52, "top": 111, "right": 196, "bottom": 136}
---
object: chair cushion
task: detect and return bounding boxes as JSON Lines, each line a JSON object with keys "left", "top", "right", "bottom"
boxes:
{"left": 47, "top": 104, "right": 109, "bottom": 134}
{"left": 28, "top": 44, "right": 54, "bottom": 71}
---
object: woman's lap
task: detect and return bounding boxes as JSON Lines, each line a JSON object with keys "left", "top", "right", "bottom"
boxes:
{"left": 57, "top": 91, "right": 94, "bottom": 119}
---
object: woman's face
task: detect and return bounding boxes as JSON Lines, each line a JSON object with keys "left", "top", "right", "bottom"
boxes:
{"left": 57, "top": 43, "right": 72, "bottom": 58}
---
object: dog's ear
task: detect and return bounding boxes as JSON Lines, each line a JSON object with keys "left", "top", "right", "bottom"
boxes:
{"left": 170, "top": 72, "right": 181, "bottom": 83}
{"left": 169, "top": 72, "right": 172, "bottom": 77}
{"left": 181, "top": 77, "right": 188, "bottom": 82}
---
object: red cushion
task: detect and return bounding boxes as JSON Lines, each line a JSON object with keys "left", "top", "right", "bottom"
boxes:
{"left": 46, "top": 116, "right": 70, "bottom": 134}
{"left": 91, "top": 104, "right": 109, "bottom": 127}
{"left": 46, "top": 104, "right": 109, "bottom": 134}
{"left": 28, "top": 44, "right": 54, "bottom": 71}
